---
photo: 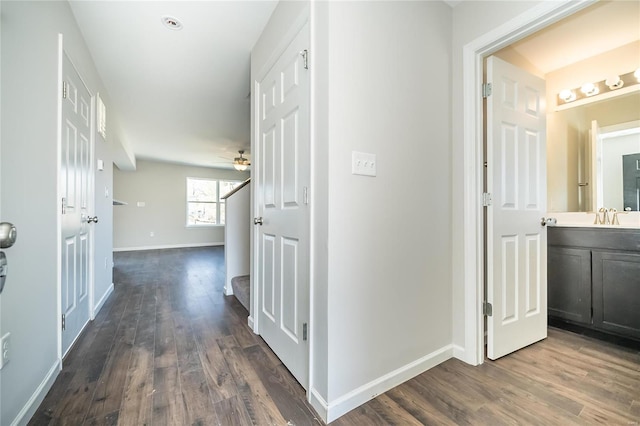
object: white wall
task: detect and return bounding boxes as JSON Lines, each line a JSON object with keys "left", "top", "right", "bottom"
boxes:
{"left": 113, "top": 160, "right": 248, "bottom": 250}
{"left": 322, "top": 0, "right": 453, "bottom": 412}
{"left": 601, "top": 132, "right": 640, "bottom": 210}
{"left": 0, "top": 1, "right": 117, "bottom": 424}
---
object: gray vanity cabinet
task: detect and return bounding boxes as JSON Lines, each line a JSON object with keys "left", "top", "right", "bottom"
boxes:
{"left": 548, "top": 246, "right": 591, "bottom": 324}
{"left": 548, "top": 227, "right": 640, "bottom": 341}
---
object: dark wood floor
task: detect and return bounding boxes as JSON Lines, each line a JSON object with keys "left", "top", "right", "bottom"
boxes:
{"left": 30, "top": 247, "right": 640, "bottom": 425}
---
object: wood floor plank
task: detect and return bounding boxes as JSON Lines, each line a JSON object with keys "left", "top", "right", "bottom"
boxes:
{"left": 217, "top": 335, "right": 288, "bottom": 426}
{"left": 152, "top": 367, "right": 185, "bottom": 426}
{"left": 213, "top": 395, "right": 253, "bottom": 426}
{"left": 366, "top": 393, "right": 424, "bottom": 426}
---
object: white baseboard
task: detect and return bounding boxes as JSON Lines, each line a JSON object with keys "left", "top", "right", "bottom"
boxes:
{"left": 247, "top": 315, "right": 255, "bottom": 332}
{"left": 11, "top": 358, "right": 61, "bottom": 426}
{"left": 325, "top": 344, "right": 453, "bottom": 423}
{"left": 92, "top": 283, "right": 114, "bottom": 319}
{"left": 309, "top": 388, "right": 329, "bottom": 423}
{"left": 113, "top": 242, "right": 224, "bottom": 252}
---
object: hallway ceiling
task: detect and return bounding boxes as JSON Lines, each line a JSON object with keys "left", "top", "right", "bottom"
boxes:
{"left": 70, "top": 1, "right": 638, "bottom": 171}
{"left": 509, "top": 0, "right": 640, "bottom": 73}
{"left": 69, "top": 1, "right": 277, "bottom": 170}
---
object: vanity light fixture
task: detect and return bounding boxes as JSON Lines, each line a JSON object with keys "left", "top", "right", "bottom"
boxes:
{"left": 580, "top": 82, "right": 599, "bottom": 97}
{"left": 557, "top": 68, "right": 640, "bottom": 106}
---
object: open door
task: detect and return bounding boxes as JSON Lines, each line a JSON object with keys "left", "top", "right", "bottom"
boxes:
{"left": 253, "top": 23, "right": 310, "bottom": 388}
{"left": 486, "top": 56, "right": 547, "bottom": 360}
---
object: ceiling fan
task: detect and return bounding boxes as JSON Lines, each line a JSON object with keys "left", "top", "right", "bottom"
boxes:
{"left": 233, "top": 150, "right": 251, "bottom": 171}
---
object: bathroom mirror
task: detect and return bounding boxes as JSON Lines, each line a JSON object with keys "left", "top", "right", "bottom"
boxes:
{"left": 548, "top": 91, "right": 640, "bottom": 212}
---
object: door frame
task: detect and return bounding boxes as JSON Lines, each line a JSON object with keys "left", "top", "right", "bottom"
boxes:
{"left": 461, "top": 0, "right": 596, "bottom": 366}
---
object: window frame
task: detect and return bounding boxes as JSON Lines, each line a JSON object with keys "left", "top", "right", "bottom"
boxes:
{"left": 185, "top": 177, "right": 241, "bottom": 227}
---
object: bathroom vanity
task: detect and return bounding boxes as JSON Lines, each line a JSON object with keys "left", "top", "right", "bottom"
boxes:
{"left": 548, "top": 226, "right": 640, "bottom": 341}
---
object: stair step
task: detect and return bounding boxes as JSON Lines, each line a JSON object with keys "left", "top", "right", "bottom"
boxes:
{"left": 231, "top": 275, "right": 250, "bottom": 312}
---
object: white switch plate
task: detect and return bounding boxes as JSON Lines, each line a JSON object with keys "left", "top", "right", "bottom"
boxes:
{"left": 352, "top": 151, "right": 377, "bottom": 177}
{"left": 0, "top": 332, "right": 10, "bottom": 369}
{"left": 137, "top": 201, "right": 146, "bottom": 207}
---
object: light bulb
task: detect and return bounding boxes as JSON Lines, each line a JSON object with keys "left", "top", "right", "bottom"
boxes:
{"left": 605, "top": 75, "right": 623, "bottom": 90}
{"left": 635, "top": 68, "right": 640, "bottom": 82}
{"left": 559, "top": 89, "right": 576, "bottom": 102}
{"left": 580, "top": 82, "right": 599, "bottom": 97}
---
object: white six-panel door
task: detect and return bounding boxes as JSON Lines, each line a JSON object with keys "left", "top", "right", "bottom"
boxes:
{"left": 255, "top": 23, "right": 310, "bottom": 388}
{"left": 486, "top": 56, "right": 547, "bottom": 360}
{"left": 61, "top": 53, "right": 92, "bottom": 355}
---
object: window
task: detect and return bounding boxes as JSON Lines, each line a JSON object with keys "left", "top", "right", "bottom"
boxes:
{"left": 186, "top": 178, "right": 242, "bottom": 226}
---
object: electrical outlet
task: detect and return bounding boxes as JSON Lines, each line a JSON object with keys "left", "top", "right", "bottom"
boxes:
{"left": 0, "top": 332, "right": 11, "bottom": 369}
{"left": 150, "top": 231, "right": 155, "bottom": 237}
{"left": 352, "top": 151, "right": 377, "bottom": 176}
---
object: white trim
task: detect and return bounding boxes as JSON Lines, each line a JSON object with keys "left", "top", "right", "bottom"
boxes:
{"left": 92, "top": 283, "right": 114, "bottom": 319}
{"left": 460, "top": 0, "right": 596, "bottom": 366}
{"left": 324, "top": 345, "right": 453, "bottom": 423}
{"left": 10, "top": 359, "right": 61, "bottom": 426}
{"left": 113, "top": 242, "right": 224, "bottom": 252}
{"left": 247, "top": 315, "right": 255, "bottom": 332}
{"left": 56, "top": 34, "right": 64, "bottom": 362}
{"left": 309, "top": 387, "right": 328, "bottom": 423}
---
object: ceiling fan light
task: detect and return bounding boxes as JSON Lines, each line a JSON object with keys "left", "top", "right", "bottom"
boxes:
{"left": 233, "top": 163, "right": 248, "bottom": 171}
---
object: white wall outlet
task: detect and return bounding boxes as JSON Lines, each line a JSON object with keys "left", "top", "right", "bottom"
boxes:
{"left": 0, "top": 332, "right": 11, "bottom": 369}
{"left": 150, "top": 231, "right": 155, "bottom": 237}
{"left": 352, "top": 151, "right": 377, "bottom": 177}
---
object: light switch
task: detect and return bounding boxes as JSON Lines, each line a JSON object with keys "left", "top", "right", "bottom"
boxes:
{"left": 352, "top": 151, "right": 377, "bottom": 177}
{"left": 137, "top": 201, "right": 146, "bottom": 207}
{"left": 97, "top": 159, "right": 104, "bottom": 171}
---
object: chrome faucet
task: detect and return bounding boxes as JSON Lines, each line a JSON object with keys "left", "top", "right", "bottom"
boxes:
{"left": 594, "top": 208, "right": 610, "bottom": 225}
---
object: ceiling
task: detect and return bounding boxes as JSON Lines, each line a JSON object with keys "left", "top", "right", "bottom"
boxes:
{"left": 69, "top": 1, "right": 278, "bottom": 170}
{"left": 70, "top": 1, "right": 638, "bottom": 171}
{"left": 508, "top": 0, "right": 640, "bottom": 74}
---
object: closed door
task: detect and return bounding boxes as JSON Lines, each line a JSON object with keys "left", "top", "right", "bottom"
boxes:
{"left": 486, "top": 56, "right": 547, "bottom": 360}
{"left": 61, "top": 53, "right": 93, "bottom": 355}
{"left": 254, "top": 23, "right": 310, "bottom": 387}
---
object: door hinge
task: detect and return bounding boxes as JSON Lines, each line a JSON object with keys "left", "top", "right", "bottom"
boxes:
{"left": 61, "top": 197, "right": 67, "bottom": 214}
{"left": 302, "top": 322, "right": 308, "bottom": 341}
{"left": 482, "top": 192, "right": 492, "bottom": 207}
{"left": 483, "top": 302, "right": 493, "bottom": 317}
{"left": 482, "top": 83, "right": 492, "bottom": 98}
{"left": 62, "top": 81, "right": 68, "bottom": 100}
{"left": 303, "top": 187, "right": 309, "bottom": 205}
{"left": 62, "top": 314, "right": 66, "bottom": 331}
{"left": 301, "top": 49, "right": 309, "bottom": 70}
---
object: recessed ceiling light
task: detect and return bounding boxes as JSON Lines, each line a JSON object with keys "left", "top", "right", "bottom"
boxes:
{"left": 161, "top": 15, "right": 183, "bottom": 31}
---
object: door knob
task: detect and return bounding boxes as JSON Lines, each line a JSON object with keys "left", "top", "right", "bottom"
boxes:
{"left": 0, "top": 222, "right": 17, "bottom": 248}
{"left": 254, "top": 217, "right": 264, "bottom": 225}
{"left": 87, "top": 216, "right": 99, "bottom": 224}
{"left": 541, "top": 217, "right": 556, "bottom": 227}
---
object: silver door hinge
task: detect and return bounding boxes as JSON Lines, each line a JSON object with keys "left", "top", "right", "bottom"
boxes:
{"left": 303, "top": 187, "right": 309, "bottom": 205}
{"left": 482, "top": 83, "right": 492, "bottom": 98}
{"left": 302, "top": 323, "right": 308, "bottom": 341}
{"left": 301, "top": 49, "right": 309, "bottom": 70}
{"left": 61, "top": 197, "right": 67, "bottom": 214}
{"left": 482, "top": 192, "right": 492, "bottom": 207}
{"left": 62, "top": 81, "right": 68, "bottom": 100}
{"left": 62, "top": 314, "right": 66, "bottom": 331}
{"left": 483, "top": 302, "right": 493, "bottom": 317}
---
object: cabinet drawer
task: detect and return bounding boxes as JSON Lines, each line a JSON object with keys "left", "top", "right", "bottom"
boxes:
{"left": 592, "top": 250, "right": 640, "bottom": 339}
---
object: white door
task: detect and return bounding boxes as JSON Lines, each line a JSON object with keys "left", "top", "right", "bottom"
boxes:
{"left": 486, "top": 56, "right": 547, "bottom": 360}
{"left": 254, "top": 24, "right": 310, "bottom": 387}
{"left": 61, "top": 53, "right": 93, "bottom": 355}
